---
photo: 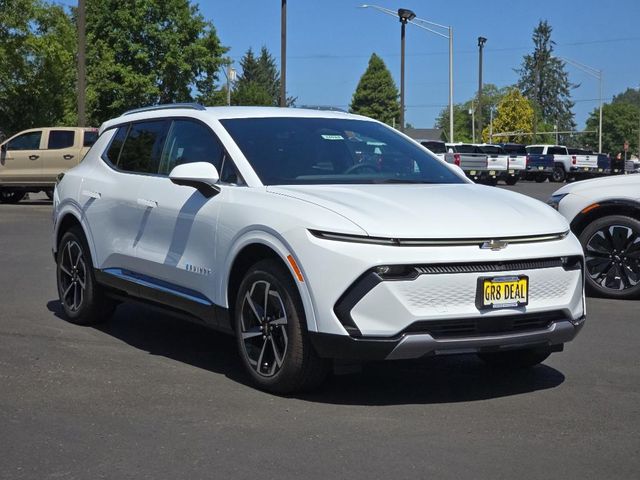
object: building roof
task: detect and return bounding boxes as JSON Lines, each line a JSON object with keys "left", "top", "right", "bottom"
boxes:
{"left": 404, "top": 128, "right": 443, "bottom": 141}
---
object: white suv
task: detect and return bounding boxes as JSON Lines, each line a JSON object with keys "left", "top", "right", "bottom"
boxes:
{"left": 53, "top": 104, "right": 586, "bottom": 393}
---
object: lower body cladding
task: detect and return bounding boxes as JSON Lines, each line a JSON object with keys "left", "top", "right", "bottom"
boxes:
{"left": 308, "top": 259, "right": 585, "bottom": 361}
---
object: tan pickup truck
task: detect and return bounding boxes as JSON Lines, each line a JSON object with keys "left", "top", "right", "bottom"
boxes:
{"left": 0, "top": 127, "right": 98, "bottom": 203}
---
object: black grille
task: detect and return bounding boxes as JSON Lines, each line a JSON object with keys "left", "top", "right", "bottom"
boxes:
{"left": 413, "top": 258, "right": 563, "bottom": 275}
{"left": 402, "top": 311, "right": 565, "bottom": 339}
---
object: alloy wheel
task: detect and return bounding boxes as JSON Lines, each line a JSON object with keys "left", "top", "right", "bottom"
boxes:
{"left": 58, "top": 240, "right": 87, "bottom": 312}
{"left": 239, "top": 280, "right": 289, "bottom": 377}
{"left": 585, "top": 225, "right": 640, "bottom": 291}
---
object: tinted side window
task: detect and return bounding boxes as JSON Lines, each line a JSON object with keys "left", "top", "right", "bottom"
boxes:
{"left": 8, "top": 131, "right": 42, "bottom": 150}
{"left": 104, "top": 126, "right": 128, "bottom": 165}
{"left": 158, "top": 120, "right": 224, "bottom": 175}
{"left": 84, "top": 130, "right": 98, "bottom": 147}
{"left": 118, "top": 121, "right": 167, "bottom": 174}
{"left": 48, "top": 130, "right": 75, "bottom": 149}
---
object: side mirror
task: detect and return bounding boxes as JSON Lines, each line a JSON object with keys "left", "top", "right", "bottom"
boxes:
{"left": 169, "top": 162, "right": 220, "bottom": 197}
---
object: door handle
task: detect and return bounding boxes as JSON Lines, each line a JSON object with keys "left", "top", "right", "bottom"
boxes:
{"left": 82, "top": 190, "right": 101, "bottom": 199}
{"left": 29, "top": 155, "right": 40, "bottom": 160}
{"left": 63, "top": 154, "right": 74, "bottom": 160}
{"left": 137, "top": 198, "right": 158, "bottom": 208}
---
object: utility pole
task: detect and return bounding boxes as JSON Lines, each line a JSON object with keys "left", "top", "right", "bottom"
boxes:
{"left": 77, "top": 0, "right": 86, "bottom": 127}
{"left": 280, "top": 0, "right": 287, "bottom": 107}
{"left": 400, "top": 18, "right": 407, "bottom": 131}
{"left": 489, "top": 108, "right": 493, "bottom": 143}
{"left": 477, "top": 37, "right": 487, "bottom": 140}
{"left": 470, "top": 107, "right": 475, "bottom": 143}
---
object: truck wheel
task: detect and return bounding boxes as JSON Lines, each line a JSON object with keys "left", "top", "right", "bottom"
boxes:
{"left": 551, "top": 166, "right": 566, "bottom": 183}
{"left": 235, "top": 259, "right": 328, "bottom": 394}
{"left": 505, "top": 176, "right": 518, "bottom": 186}
{"left": 56, "top": 227, "right": 115, "bottom": 325}
{"left": 579, "top": 215, "right": 640, "bottom": 300}
{"left": 534, "top": 174, "right": 546, "bottom": 183}
{"left": 0, "top": 190, "right": 26, "bottom": 204}
{"left": 478, "top": 347, "right": 551, "bottom": 369}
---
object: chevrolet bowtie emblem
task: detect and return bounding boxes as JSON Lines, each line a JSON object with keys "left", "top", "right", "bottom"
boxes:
{"left": 481, "top": 239, "right": 508, "bottom": 251}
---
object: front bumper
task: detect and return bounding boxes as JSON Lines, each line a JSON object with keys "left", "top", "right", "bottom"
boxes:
{"left": 310, "top": 315, "right": 584, "bottom": 360}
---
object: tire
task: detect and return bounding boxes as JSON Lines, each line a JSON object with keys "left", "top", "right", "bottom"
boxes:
{"left": 56, "top": 227, "right": 115, "bottom": 325}
{"left": 234, "top": 259, "right": 328, "bottom": 394}
{"left": 477, "top": 347, "right": 551, "bottom": 369}
{"left": 0, "top": 190, "right": 26, "bottom": 204}
{"left": 534, "top": 174, "right": 546, "bottom": 183}
{"left": 551, "top": 165, "right": 566, "bottom": 183}
{"left": 578, "top": 215, "right": 640, "bottom": 300}
{"left": 505, "top": 176, "right": 518, "bottom": 186}
{"left": 485, "top": 177, "right": 498, "bottom": 186}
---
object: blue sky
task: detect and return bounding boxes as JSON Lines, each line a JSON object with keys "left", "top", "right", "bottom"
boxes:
{"left": 64, "top": 0, "right": 640, "bottom": 129}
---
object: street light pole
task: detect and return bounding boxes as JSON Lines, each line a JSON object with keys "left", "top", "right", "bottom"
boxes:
{"left": 400, "top": 17, "right": 407, "bottom": 131}
{"left": 359, "top": 5, "right": 453, "bottom": 139}
{"left": 77, "top": 0, "right": 86, "bottom": 127}
{"left": 280, "top": 0, "right": 287, "bottom": 107}
{"left": 477, "top": 37, "right": 487, "bottom": 141}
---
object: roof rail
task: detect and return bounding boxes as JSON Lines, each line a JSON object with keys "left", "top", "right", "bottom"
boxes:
{"left": 122, "top": 103, "right": 206, "bottom": 116}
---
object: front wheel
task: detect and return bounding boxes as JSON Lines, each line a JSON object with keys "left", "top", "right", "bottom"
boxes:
{"left": 57, "top": 228, "right": 115, "bottom": 324}
{"left": 0, "top": 190, "right": 26, "bottom": 204}
{"left": 579, "top": 215, "right": 640, "bottom": 299}
{"left": 234, "top": 259, "right": 328, "bottom": 394}
{"left": 477, "top": 347, "right": 551, "bottom": 369}
{"left": 534, "top": 174, "right": 546, "bottom": 183}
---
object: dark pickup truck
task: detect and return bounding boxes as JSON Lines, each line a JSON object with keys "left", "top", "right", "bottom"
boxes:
{"left": 524, "top": 145, "right": 555, "bottom": 182}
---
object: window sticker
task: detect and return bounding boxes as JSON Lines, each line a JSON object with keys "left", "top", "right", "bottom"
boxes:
{"left": 321, "top": 134, "right": 344, "bottom": 141}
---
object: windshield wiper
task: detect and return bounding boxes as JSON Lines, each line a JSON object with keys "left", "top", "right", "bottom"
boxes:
{"left": 375, "top": 178, "right": 434, "bottom": 184}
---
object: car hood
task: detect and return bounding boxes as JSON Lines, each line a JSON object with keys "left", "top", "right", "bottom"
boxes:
{"left": 267, "top": 184, "right": 568, "bottom": 238}
{"left": 554, "top": 174, "right": 640, "bottom": 199}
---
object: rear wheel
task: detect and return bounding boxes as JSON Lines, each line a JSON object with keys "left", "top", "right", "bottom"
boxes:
{"left": 477, "top": 347, "right": 551, "bottom": 369}
{"left": 234, "top": 259, "right": 328, "bottom": 394}
{"left": 579, "top": 215, "right": 640, "bottom": 299}
{"left": 505, "top": 176, "right": 518, "bottom": 186}
{"left": 551, "top": 166, "right": 566, "bottom": 183}
{"left": 0, "top": 190, "right": 26, "bottom": 204}
{"left": 56, "top": 227, "right": 115, "bottom": 325}
{"left": 534, "top": 174, "right": 546, "bottom": 183}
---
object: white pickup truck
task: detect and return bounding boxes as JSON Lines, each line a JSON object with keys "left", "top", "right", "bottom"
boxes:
{"left": 567, "top": 148, "right": 598, "bottom": 179}
{"left": 526, "top": 144, "right": 589, "bottom": 183}
{"left": 0, "top": 127, "right": 97, "bottom": 203}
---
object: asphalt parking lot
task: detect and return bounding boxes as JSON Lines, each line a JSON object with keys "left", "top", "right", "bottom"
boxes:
{"left": 1, "top": 183, "right": 638, "bottom": 480}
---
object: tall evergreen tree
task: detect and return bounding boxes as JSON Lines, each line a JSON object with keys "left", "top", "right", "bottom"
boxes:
{"left": 85, "top": 0, "right": 228, "bottom": 124}
{"left": 516, "top": 20, "right": 576, "bottom": 140}
{"left": 350, "top": 53, "right": 400, "bottom": 126}
{"left": 232, "top": 46, "right": 292, "bottom": 106}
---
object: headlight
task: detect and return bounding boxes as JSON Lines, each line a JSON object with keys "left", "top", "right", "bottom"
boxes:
{"left": 547, "top": 193, "right": 568, "bottom": 210}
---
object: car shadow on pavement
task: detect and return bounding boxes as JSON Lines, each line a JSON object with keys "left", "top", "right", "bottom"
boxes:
{"left": 46, "top": 300, "right": 565, "bottom": 405}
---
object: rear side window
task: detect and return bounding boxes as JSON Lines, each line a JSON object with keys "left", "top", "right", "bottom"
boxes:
{"left": 48, "top": 130, "right": 75, "bottom": 149}
{"left": 117, "top": 121, "right": 167, "bottom": 174}
{"left": 526, "top": 146, "right": 544, "bottom": 154}
{"left": 158, "top": 120, "right": 224, "bottom": 175}
{"left": 7, "top": 131, "right": 42, "bottom": 150}
{"left": 84, "top": 130, "right": 98, "bottom": 147}
{"left": 104, "top": 126, "right": 128, "bottom": 165}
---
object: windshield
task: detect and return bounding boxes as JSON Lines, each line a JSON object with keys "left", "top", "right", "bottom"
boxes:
{"left": 526, "top": 146, "right": 544, "bottom": 154}
{"left": 220, "top": 117, "right": 464, "bottom": 185}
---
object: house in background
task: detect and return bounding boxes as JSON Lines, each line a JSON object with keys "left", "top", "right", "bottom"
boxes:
{"left": 403, "top": 128, "right": 443, "bottom": 141}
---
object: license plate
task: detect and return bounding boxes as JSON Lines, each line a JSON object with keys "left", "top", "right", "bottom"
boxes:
{"left": 476, "top": 275, "right": 529, "bottom": 310}
{"left": 508, "top": 170, "right": 514, "bottom": 174}
{"left": 538, "top": 166, "right": 544, "bottom": 170}
{"left": 583, "top": 167, "right": 589, "bottom": 171}
{"left": 489, "top": 170, "right": 496, "bottom": 176}
{"left": 470, "top": 170, "right": 477, "bottom": 175}
{"left": 598, "top": 168, "right": 603, "bottom": 172}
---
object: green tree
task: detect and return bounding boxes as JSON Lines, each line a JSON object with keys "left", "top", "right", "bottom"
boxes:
{"left": 435, "top": 84, "right": 509, "bottom": 142}
{"left": 232, "top": 46, "right": 293, "bottom": 106}
{"left": 583, "top": 102, "right": 639, "bottom": 155}
{"left": 85, "top": 0, "right": 227, "bottom": 124}
{"left": 516, "top": 20, "right": 576, "bottom": 139}
{"left": 612, "top": 87, "right": 640, "bottom": 106}
{"left": 0, "top": 0, "right": 76, "bottom": 135}
{"left": 350, "top": 53, "right": 400, "bottom": 126}
{"left": 481, "top": 89, "right": 534, "bottom": 143}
